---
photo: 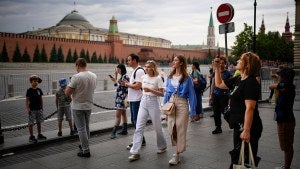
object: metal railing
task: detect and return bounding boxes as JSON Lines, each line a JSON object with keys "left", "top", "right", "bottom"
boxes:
{"left": 0, "top": 67, "right": 299, "bottom": 100}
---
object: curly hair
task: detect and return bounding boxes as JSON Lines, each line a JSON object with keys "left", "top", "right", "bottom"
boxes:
{"left": 240, "top": 52, "right": 261, "bottom": 77}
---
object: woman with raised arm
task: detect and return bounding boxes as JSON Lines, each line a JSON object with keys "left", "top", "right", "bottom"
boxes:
{"left": 213, "top": 53, "right": 263, "bottom": 169}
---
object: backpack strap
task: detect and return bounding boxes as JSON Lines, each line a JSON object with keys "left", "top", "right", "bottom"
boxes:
{"left": 133, "top": 67, "right": 146, "bottom": 79}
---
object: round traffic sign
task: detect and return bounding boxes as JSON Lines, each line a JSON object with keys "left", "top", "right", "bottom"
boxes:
{"left": 216, "top": 3, "right": 234, "bottom": 24}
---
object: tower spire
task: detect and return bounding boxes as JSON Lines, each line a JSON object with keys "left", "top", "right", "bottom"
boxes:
{"left": 282, "top": 12, "right": 292, "bottom": 41}
{"left": 107, "top": 16, "right": 121, "bottom": 42}
{"left": 259, "top": 15, "right": 265, "bottom": 34}
{"left": 207, "top": 7, "right": 215, "bottom": 48}
{"left": 73, "top": 1, "right": 78, "bottom": 12}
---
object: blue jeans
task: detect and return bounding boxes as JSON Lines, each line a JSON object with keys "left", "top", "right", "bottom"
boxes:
{"left": 194, "top": 89, "right": 203, "bottom": 116}
{"left": 73, "top": 109, "right": 91, "bottom": 153}
{"left": 129, "top": 101, "right": 141, "bottom": 128}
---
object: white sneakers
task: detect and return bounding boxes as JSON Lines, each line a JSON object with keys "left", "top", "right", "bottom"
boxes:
{"left": 169, "top": 154, "right": 180, "bottom": 165}
{"left": 157, "top": 147, "right": 167, "bottom": 154}
{"left": 128, "top": 154, "right": 140, "bottom": 162}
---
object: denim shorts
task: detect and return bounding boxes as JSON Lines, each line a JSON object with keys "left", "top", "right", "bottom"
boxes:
{"left": 57, "top": 106, "right": 72, "bottom": 121}
{"left": 28, "top": 110, "right": 44, "bottom": 125}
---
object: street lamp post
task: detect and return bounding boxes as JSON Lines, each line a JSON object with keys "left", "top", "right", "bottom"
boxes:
{"left": 253, "top": 0, "right": 257, "bottom": 53}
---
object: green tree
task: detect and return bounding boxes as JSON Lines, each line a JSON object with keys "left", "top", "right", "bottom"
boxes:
{"left": 80, "top": 48, "right": 86, "bottom": 62}
{"left": 41, "top": 44, "right": 48, "bottom": 62}
{"left": 33, "top": 45, "right": 41, "bottom": 62}
{"left": 256, "top": 31, "right": 293, "bottom": 62}
{"left": 98, "top": 53, "right": 103, "bottom": 63}
{"left": 0, "top": 41, "right": 9, "bottom": 62}
{"left": 57, "top": 46, "right": 64, "bottom": 62}
{"left": 187, "top": 57, "right": 191, "bottom": 64}
{"left": 12, "top": 42, "right": 22, "bottom": 62}
{"left": 50, "top": 44, "right": 57, "bottom": 62}
{"left": 103, "top": 53, "right": 107, "bottom": 63}
{"left": 108, "top": 55, "right": 113, "bottom": 63}
{"left": 231, "top": 23, "right": 253, "bottom": 62}
{"left": 22, "top": 47, "right": 31, "bottom": 62}
{"left": 66, "top": 48, "right": 73, "bottom": 63}
{"left": 73, "top": 49, "right": 78, "bottom": 62}
{"left": 86, "top": 50, "right": 90, "bottom": 63}
{"left": 91, "top": 52, "right": 98, "bottom": 63}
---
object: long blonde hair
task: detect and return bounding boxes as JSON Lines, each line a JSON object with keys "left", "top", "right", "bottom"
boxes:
{"left": 146, "top": 60, "right": 159, "bottom": 77}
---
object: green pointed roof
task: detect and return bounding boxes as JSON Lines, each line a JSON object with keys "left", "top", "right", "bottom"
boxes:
{"left": 108, "top": 16, "right": 119, "bottom": 34}
{"left": 209, "top": 9, "right": 214, "bottom": 27}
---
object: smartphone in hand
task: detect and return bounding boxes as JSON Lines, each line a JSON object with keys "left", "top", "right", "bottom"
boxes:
{"left": 108, "top": 75, "right": 113, "bottom": 78}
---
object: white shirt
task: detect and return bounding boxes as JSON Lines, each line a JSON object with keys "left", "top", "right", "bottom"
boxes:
{"left": 127, "top": 66, "right": 145, "bottom": 101}
{"left": 171, "top": 75, "right": 181, "bottom": 91}
{"left": 142, "top": 75, "right": 163, "bottom": 96}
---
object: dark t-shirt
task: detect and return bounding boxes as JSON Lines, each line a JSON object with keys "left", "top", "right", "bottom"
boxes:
{"left": 26, "top": 87, "right": 43, "bottom": 111}
{"left": 213, "top": 70, "right": 231, "bottom": 95}
{"left": 275, "top": 82, "right": 295, "bottom": 122}
{"left": 224, "top": 76, "right": 261, "bottom": 126}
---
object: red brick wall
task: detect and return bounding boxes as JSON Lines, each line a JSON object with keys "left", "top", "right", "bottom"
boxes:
{"left": 0, "top": 33, "right": 209, "bottom": 62}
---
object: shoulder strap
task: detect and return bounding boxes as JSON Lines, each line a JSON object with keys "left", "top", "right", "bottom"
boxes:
{"left": 133, "top": 67, "right": 146, "bottom": 79}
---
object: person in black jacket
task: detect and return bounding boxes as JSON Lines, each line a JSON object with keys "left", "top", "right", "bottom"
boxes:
{"left": 213, "top": 52, "right": 263, "bottom": 169}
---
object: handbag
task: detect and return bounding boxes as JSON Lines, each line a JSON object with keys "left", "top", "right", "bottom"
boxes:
{"left": 161, "top": 95, "right": 176, "bottom": 115}
{"left": 223, "top": 105, "right": 234, "bottom": 128}
{"left": 123, "top": 97, "right": 129, "bottom": 108}
{"left": 161, "top": 102, "right": 175, "bottom": 115}
{"left": 233, "top": 141, "right": 256, "bottom": 169}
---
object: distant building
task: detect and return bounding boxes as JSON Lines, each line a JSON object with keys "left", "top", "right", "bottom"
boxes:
{"left": 259, "top": 15, "right": 265, "bottom": 34}
{"left": 0, "top": 7, "right": 212, "bottom": 62}
{"left": 207, "top": 7, "right": 215, "bottom": 48}
{"left": 25, "top": 10, "right": 172, "bottom": 48}
{"left": 172, "top": 7, "right": 226, "bottom": 57}
{"left": 282, "top": 12, "right": 292, "bottom": 41}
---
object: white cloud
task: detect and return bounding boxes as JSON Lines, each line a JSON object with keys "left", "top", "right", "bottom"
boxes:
{"left": 0, "top": 0, "right": 295, "bottom": 48}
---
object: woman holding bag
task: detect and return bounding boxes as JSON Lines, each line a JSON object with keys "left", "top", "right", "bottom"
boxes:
{"left": 213, "top": 52, "right": 263, "bottom": 169}
{"left": 163, "top": 54, "right": 196, "bottom": 165}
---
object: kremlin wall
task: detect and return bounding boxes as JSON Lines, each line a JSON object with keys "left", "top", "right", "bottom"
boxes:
{"left": 0, "top": 9, "right": 218, "bottom": 63}
{"left": 0, "top": 32, "right": 211, "bottom": 63}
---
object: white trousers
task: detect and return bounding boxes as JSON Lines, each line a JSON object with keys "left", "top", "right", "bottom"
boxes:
{"left": 130, "top": 95, "right": 167, "bottom": 154}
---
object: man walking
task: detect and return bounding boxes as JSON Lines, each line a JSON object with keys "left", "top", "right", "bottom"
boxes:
{"left": 122, "top": 53, "right": 146, "bottom": 149}
{"left": 65, "top": 58, "right": 97, "bottom": 157}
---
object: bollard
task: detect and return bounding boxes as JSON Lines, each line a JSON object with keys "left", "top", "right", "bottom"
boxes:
{"left": 52, "top": 81, "right": 58, "bottom": 94}
{"left": 8, "top": 84, "right": 14, "bottom": 97}
{"left": 0, "top": 118, "right": 4, "bottom": 144}
{"left": 103, "top": 79, "right": 108, "bottom": 91}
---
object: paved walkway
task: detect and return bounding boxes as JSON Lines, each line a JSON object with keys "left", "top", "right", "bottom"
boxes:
{"left": 0, "top": 101, "right": 299, "bottom": 169}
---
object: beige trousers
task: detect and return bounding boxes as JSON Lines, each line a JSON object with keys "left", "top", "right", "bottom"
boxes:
{"left": 167, "top": 94, "right": 189, "bottom": 153}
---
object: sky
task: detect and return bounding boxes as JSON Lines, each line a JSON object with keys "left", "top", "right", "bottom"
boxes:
{"left": 0, "top": 0, "right": 295, "bottom": 48}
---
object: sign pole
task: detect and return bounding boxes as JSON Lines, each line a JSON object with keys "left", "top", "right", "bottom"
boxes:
{"left": 216, "top": 3, "right": 234, "bottom": 58}
{"left": 224, "top": 24, "right": 228, "bottom": 58}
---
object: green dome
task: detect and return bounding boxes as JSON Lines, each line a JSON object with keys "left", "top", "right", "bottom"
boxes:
{"left": 57, "top": 10, "right": 93, "bottom": 28}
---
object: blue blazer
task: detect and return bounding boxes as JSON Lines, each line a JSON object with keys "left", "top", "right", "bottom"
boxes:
{"left": 163, "top": 76, "right": 196, "bottom": 115}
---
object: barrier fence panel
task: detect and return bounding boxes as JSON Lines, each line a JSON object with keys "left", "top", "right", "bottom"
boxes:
{"left": 0, "top": 67, "right": 298, "bottom": 101}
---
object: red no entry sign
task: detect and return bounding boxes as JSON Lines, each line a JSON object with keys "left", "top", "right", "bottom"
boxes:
{"left": 217, "top": 3, "right": 234, "bottom": 24}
